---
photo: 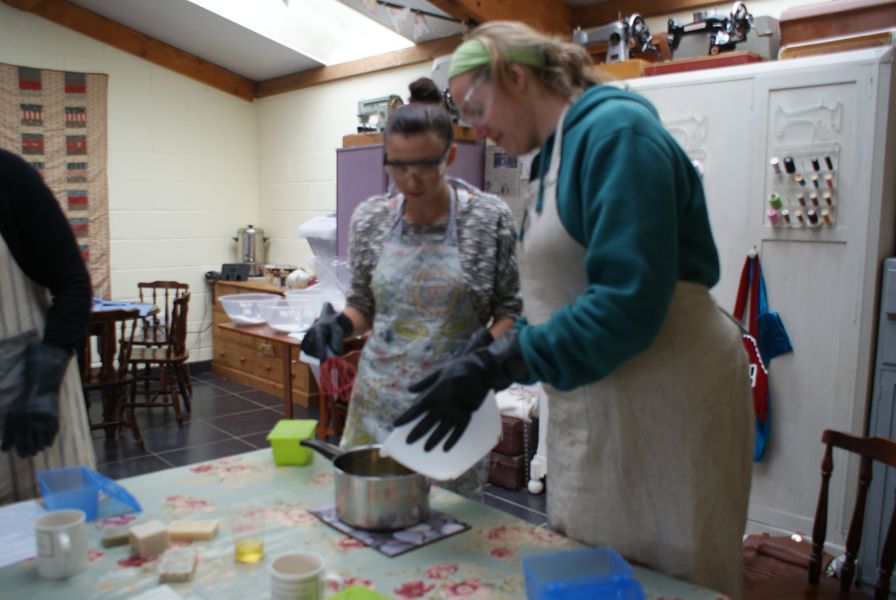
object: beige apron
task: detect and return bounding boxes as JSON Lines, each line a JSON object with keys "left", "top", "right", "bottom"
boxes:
{"left": 519, "top": 108, "right": 752, "bottom": 598}
{"left": 0, "top": 234, "right": 96, "bottom": 504}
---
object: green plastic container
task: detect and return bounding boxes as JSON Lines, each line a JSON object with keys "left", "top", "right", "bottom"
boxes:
{"left": 267, "top": 419, "right": 318, "bottom": 466}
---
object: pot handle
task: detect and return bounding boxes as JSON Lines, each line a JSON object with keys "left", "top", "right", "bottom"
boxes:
{"left": 300, "top": 438, "right": 342, "bottom": 462}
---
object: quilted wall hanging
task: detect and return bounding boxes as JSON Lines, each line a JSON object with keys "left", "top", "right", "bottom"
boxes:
{"left": 0, "top": 63, "right": 110, "bottom": 298}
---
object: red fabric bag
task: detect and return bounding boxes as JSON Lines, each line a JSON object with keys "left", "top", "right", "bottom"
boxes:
{"left": 734, "top": 255, "right": 770, "bottom": 459}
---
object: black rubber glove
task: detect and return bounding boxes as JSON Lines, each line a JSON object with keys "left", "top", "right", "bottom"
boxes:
{"left": 450, "top": 326, "right": 493, "bottom": 358}
{"left": 395, "top": 330, "right": 529, "bottom": 452}
{"left": 300, "top": 302, "right": 353, "bottom": 360}
{"left": 1, "top": 342, "right": 70, "bottom": 458}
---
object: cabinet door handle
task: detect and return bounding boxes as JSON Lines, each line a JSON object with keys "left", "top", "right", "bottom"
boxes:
{"left": 259, "top": 341, "right": 275, "bottom": 357}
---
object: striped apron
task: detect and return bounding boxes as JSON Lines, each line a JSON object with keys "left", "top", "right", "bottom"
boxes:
{"left": 0, "top": 234, "right": 96, "bottom": 504}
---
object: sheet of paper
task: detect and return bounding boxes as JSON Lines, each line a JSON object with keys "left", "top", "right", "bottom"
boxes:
{"left": 0, "top": 500, "right": 45, "bottom": 568}
{"left": 130, "top": 585, "right": 185, "bottom": 600}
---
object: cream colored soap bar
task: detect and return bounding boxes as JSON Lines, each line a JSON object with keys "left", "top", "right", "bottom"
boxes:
{"left": 158, "top": 547, "right": 197, "bottom": 583}
{"left": 169, "top": 519, "right": 219, "bottom": 541}
{"left": 101, "top": 523, "right": 133, "bottom": 547}
{"left": 129, "top": 520, "right": 170, "bottom": 558}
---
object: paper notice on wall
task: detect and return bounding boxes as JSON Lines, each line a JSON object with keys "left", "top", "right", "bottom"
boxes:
{"left": 485, "top": 145, "right": 534, "bottom": 229}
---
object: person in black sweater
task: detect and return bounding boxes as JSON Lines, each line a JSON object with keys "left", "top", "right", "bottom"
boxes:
{"left": 0, "top": 148, "right": 91, "bottom": 461}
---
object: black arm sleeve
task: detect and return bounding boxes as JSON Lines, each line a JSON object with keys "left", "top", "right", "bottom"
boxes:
{"left": 0, "top": 149, "right": 91, "bottom": 351}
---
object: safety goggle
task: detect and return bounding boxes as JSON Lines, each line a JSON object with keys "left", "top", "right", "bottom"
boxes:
{"left": 444, "top": 76, "right": 493, "bottom": 128}
{"left": 383, "top": 146, "right": 450, "bottom": 181}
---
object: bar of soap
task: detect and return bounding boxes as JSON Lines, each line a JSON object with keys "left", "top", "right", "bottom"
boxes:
{"left": 158, "top": 547, "right": 197, "bottom": 583}
{"left": 129, "top": 520, "right": 170, "bottom": 558}
{"left": 101, "top": 523, "right": 133, "bottom": 547}
{"left": 169, "top": 519, "right": 219, "bottom": 541}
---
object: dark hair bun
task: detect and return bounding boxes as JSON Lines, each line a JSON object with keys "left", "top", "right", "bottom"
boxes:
{"left": 408, "top": 77, "right": 442, "bottom": 104}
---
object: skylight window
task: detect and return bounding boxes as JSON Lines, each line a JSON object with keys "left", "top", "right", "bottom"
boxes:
{"left": 186, "top": 0, "right": 413, "bottom": 66}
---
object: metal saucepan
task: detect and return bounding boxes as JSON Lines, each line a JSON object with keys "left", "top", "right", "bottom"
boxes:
{"left": 300, "top": 438, "right": 430, "bottom": 530}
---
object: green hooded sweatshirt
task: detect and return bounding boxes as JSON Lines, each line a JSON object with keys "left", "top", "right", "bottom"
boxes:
{"left": 518, "top": 84, "right": 720, "bottom": 391}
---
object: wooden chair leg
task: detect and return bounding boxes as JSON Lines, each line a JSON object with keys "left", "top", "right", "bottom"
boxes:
{"left": 164, "top": 365, "right": 184, "bottom": 427}
{"left": 175, "top": 363, "right": 191, "bottom": 414}
{"left": 124, "top": 380, "right": 145, "bottom": 451}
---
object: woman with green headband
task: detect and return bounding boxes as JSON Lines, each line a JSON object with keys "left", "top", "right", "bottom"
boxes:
{"left": 394, "top": 21, "right": 752, "bottom": 597}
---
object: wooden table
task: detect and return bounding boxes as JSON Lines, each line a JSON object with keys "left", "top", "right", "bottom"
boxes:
{"left": 0, "top": 449, "right": 726, "bottom": 599}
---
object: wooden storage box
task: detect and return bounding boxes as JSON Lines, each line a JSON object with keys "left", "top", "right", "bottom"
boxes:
{"left": 488, "top": 452, "right": 527, "bottom": 491}
{"left": 493, "top": 415, "right": 537, "bottom": 456}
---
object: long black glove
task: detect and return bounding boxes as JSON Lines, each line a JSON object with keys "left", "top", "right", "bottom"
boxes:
{"left": 1, "top": 342, "right": 70, "bottom": 458}
{"left": 300, "top": 302, "right": 353, "bottom": 360}
{"left": 450, "top": 326, "right": 493, "bottom": 358}
{"left": 395, "top": 330, "right": 529, "bottom": 452}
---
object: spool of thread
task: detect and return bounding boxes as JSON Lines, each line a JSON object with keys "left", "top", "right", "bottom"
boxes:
{"left": 810, "top": 173, "right": 819, "bottom": 188}
{"left": 824, "top": 173, "right": 834, "bottom": 188}
{"left": 767, "top": 208, "right": 781, "bottom": 225}
{"left": 781, "top": 209, "right": 790, "bottom": 223}
{"left": 795, "top": 210, "right": 804, "bottom": 225}
{"left": 796, "top": 194, "right": 806, "bottom": 207}
{"left": 768, "top": 193, "right": 783, "bottom": 209}
{"left": 807, "top": 209, "right": 819, "bottom": 226}
{"left": 809, "top": 192, "right": 819, "bottom": 207}
{"left": 783, "top": 156, "right": 796, "bottom": 174}
{"left": 769, "top": 157, "right": 781, "bottom": 175}
{"left": 794, "top": 172, "right": 806, "bottom": 186}
{"left": 821, "top": 209, "right": 832, "bottom": 225}
{"left": 823, "top": 191, "right": 833, "bottom": 206}
{"left": 824, "top": 155, "right": 834, "bottom": 170}
{"left": 811, "top": 158, "right": 820, "bottom": 172}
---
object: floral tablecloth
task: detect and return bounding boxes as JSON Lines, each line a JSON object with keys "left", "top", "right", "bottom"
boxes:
{"left": 0, "top": 449, "right": 726, "bottom": 599}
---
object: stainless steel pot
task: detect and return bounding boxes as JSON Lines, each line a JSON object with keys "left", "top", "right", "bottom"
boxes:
{"left": 301, "top": 439, "right": 430, "bottom": 531}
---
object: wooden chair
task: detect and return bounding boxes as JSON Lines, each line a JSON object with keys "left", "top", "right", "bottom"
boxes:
{"left": 128, "top": 293, "right": 191, "bottom": 426}
{"left": 79, "top": 308, "right": 144, "bottom": 451}
{"left": 744, "top": 429, "right": 896, "bottom": 600}
{"left": 316, "top": 348, "right": 361, "bottom": 441}
{"left": 134, "top": 281, "right": 191, "bottom": 400}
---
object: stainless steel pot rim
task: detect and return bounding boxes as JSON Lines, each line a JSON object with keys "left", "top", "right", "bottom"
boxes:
{"left": 333, "top": 444, "right": 427, "bottom": 482}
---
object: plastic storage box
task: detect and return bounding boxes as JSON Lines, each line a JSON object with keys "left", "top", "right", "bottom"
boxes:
{"left": 38, "top": 466, "right": 141, "bottom": 521}
{"left": 298, "top": 215, "right": 337, "bottom": 257}
{"left": 522, "top": 547, "right": 646, "bottom": 599}
{"left": 267, "top": 419, "right": 319, "bottom": 466}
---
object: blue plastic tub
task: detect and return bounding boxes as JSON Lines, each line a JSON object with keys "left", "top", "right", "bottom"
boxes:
{"left": 37, "top": 466, "right": 141, "bottom": 521}
{"left": 522, "top": 547, "right": 647, "bottom": 600}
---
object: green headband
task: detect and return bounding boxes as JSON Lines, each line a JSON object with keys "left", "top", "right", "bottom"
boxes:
{"left": 448, "top": 38, "right": 545, "bottom": 79}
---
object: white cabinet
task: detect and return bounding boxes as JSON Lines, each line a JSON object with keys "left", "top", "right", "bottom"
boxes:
{"left": 627, "top": 48, "right": 896, "bottom": 546}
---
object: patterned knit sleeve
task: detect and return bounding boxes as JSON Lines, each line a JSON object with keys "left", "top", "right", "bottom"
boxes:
{"left": 457, "top": 190, "right": 522, "bottom": 324}
{"left": 346, "top": 196, "right": 392, "bottom": 324}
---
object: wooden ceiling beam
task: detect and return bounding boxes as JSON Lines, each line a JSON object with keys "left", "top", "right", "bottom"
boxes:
{"left": 255, "top": 35, "right": 463, "bottom": 99}
{"left": 572, "top": 0, "right": 721, "bottom": 29}
{"left": 2, "top": 0, "right": 256, "bottom": 101}
{"left": 426, "top": 0, "right": 572, "bottom": 35}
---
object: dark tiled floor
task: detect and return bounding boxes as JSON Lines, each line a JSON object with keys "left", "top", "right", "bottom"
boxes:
{"left": 90, "top": 366, "right": 548, "bottom": 525}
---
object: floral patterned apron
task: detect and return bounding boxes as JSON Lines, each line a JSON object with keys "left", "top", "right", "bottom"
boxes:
{"left": 519, "top": 107, "right": 753, "bottom": 598}
{"left": 0, "top": 233, "right": 96, "bottom": 504}
{"left": 341, "top": 186, "right": 488, "bottom": 496}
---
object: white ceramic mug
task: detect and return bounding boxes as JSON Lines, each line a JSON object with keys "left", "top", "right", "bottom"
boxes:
{"left": 35, "top": 509, "right": 88, "bottom": 579}
{"left": 269, "top": 552, "right": 343, "bottom": 600}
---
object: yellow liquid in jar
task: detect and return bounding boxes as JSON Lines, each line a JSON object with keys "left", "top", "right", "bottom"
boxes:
{"left": 234, "top": 539, "right": 264, "bottom": 563}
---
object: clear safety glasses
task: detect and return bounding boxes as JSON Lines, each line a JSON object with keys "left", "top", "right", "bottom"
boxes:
{"left": 383, "top": 146, "right": 450, "bottom": 181}
{"left": 445, "top": 76, "right": 493, "bottom": 128}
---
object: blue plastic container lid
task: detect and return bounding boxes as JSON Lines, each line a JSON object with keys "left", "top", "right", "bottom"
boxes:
{"left": 37, "top": 466, "right": 141, "bottom": 522}
{"left": 522, "top": 547, "right": 646, "bottom": 600}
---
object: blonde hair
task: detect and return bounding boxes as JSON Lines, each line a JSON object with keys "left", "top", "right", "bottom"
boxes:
{"left": 467, "top": 21, "right": 598, "bottom": 99}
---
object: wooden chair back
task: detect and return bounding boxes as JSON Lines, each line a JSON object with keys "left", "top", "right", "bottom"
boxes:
{"left": 136, "top": 281, "right": 189, "bottom": 345}
{"left": 165, "top": 292, "right": 190, "bottom": 358}
{"left": 811, "top": 429, "right": 896, "bottom": 598}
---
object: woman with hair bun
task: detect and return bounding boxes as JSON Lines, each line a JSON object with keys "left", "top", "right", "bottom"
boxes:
{"left": 394, "top": 22, "right": 752, "bottom": 597}
{"left": 302, "top": 77, "right": 521, "bottom": 496}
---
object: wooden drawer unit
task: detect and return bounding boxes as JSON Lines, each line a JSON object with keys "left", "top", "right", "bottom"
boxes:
{"left": 211, "top": 280, "right": 319, "bottom": 408}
